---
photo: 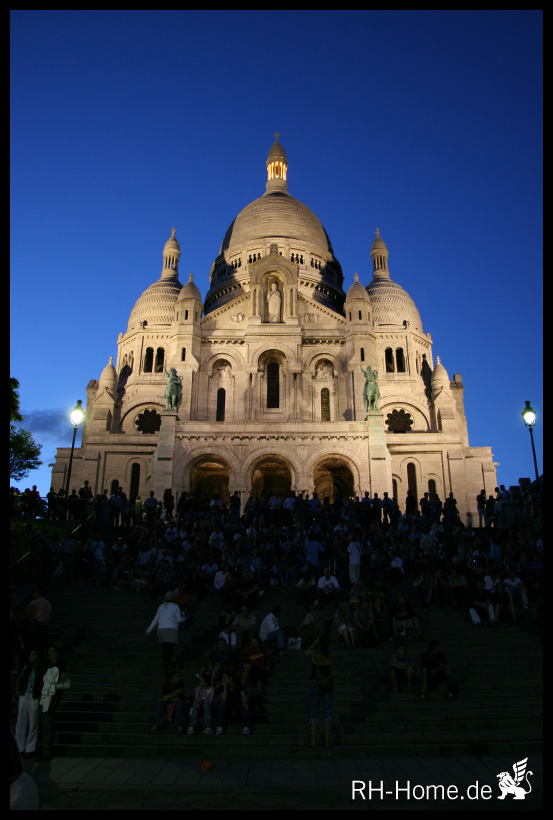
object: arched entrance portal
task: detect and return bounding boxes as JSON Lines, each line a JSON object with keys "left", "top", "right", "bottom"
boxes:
{"left": 189, "top": 457, "right": 230, "bottom": 505}
{"left": 250, "top": 456, "right": 292, "bottom": 500}
{"left": 313, "top": 458, "right": 355, "bottom": 503}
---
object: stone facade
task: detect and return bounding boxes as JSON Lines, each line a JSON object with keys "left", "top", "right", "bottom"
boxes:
{"left": 51, "top": 138, "right": 497, "bottom": 521}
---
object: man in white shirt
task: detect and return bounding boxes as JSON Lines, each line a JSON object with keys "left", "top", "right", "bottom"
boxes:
{"left": 347, "top": 538, "right": 362, "bottom": 583}
{"left": 259, "top": 606, "right": 286, "bottom": 652}
{"left": 503, "top": 569, "right": 529, "bottom": 611}
{"left": 316, "top": 568, "right": 340, "bottom": 607}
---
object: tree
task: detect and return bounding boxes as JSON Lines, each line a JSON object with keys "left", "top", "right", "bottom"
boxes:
{"left": 10, "top": 427, "right": 43, "bottom": 481}
{"left": 10, "top": 377, "right": 43, "bottom": 481}
{"left": 10, "top": 377, "right": 23, "bottom": 422}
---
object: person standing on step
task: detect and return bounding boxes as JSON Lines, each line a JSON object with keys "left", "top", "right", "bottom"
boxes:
{"left": 306, "top": 634, "right": 334, "bottom": 748}
{"left": 14, "top": 648, "right": 45, "bottom": 758}
{"left": 145, "top": 591, "right": 186, "bottom": 676}
{"left": 39, "top": 642, "right": 70, "bottom": 761}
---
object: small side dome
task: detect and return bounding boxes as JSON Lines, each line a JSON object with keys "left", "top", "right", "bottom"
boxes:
{"left": 346, "top": 273, "right": 371, "bottom": 302}
{"left": 431, "top": 356, "right": 452, "bottom": 400}
{"left": 177, "top": 272, "right": 202, "bottom": 302}
{"left": 99, "top": 356, "right": 117, "bottom": 392}
{"left": 431, "top": 355, "right": 450, "bottom": 385}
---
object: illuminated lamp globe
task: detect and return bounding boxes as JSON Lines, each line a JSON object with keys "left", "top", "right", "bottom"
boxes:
{"left": 521, "top": 401, "right": 536, "bottom": 428}
{"left": 70, "top": 400, "right": 85, "bottom": 428}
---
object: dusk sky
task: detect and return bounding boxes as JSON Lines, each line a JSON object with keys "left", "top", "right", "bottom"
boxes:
{"left": 10, "top": 10, "right": 542, "bottom": 500}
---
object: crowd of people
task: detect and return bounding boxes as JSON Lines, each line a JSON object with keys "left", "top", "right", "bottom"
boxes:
{"left": 11, "top": 480, "right": 543, "bottom": 749}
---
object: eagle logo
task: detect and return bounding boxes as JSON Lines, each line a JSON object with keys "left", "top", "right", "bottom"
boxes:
{"left": 497, "top": 757, "right": 533, "bottom": 800}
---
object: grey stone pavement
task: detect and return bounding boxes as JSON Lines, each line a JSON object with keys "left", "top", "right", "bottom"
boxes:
{"left": 29, "top": 752, "right": 543, "bottom": 810}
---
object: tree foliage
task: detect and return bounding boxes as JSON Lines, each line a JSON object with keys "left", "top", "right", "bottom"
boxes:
{"left": 10, "top": 426, "right": 43, "bottom": 481}
{"left": 10, "top": 377, "right": 23, "bottom": 422}
{"left": 10, "top": 377, "right": 43, "bottom": 481}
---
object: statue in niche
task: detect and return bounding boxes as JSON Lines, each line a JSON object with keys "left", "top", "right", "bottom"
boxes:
{"left": 361, "top": 364, "right": 381, "bottom": 412}
{"left": 266, "top": 281, "right": 282, "bottom": 323}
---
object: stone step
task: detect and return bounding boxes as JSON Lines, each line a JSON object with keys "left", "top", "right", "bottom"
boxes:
{"left": 27, "top": 571, "right": 541, "bottom": 762}
{"left": 57, "top": 696, "right": 543, "bottom": 716}
{"left": 54, "top": 713, "right": 543, "bottom": 735}
{"left": 51, "top": 726, "right": 543, "bottom": 758}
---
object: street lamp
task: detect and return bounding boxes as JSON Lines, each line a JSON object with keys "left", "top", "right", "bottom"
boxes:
{"left": 65, "top": 400, "right": 85, "bottom": 498}
{"left": 521, "top": 401, "right": 541, "bottom": 519}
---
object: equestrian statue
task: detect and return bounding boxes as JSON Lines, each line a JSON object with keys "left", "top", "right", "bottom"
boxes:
{"left": 361, "top": 364, "right": 381, "bottom": 413}
{"left": 164, "top": 366, "right": 183, "bottom": 412}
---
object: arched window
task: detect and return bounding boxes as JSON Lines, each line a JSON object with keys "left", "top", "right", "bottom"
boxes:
{"left": 392, "top": 478, "right": 398, "bottom": 504}
{"left": 130, "top": 463, "right": 140, "bottom": 500}
{"left": 110, "top": 479, "right": 119, "bottom": 496}
{"left": 267, "top": 361, "right": 279, "bottom": 408}
{"left": 216, "top": 388, "right": 226, "bottom": 422}
{"left": 144, "top": 347, "right": 154, "bottom": 373}
{"left": 407, "top": 462, "right": 417, "bottom": 499}
{"left": 321, "top": 388, "right": 330, "bottom": 421}
{"left": 385, "top": 347, "right": 395, "bottom": 372}
{"left": 428, "top": 479, "right": 437, "bottom": 501}
{"left": 360, "top": 347, "right": 365, "bottom": 362}
{"left": 396, "top": 348, "right": 406, "bottom": 372}
{"left": 154, "top": 347, "right": 165, "bottom": 373}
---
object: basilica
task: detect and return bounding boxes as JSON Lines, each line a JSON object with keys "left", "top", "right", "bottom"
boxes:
{"left": 51, "top": 137, "right": 497, "bottom": 521}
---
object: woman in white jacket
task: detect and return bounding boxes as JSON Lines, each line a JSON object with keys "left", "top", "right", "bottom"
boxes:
{"left": 39, "top": 642, "right": 70, "bottom": 760}
{"left": 146, "top": 591, "right": 186, "bottom": 674}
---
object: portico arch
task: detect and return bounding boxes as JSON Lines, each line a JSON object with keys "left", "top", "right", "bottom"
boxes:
{"left": 188, "top": 455, "right": 232, "bottom": 505}
{"left": 246, "top": 453, "right": 294, "bottom": 499}
{"left": 311, "top": 455, "right": 356, "bottom": 503}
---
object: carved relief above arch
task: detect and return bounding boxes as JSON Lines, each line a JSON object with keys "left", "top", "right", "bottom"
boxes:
{"left": 247, "top": 253, "right": 298, "bottom": 288}
{"left": 211, "top": 358, "right": 233, "bottom": 380}
{"left": 251, "top": 343, "right": 296, "bottom": 371}
{"left": 203, "top": 347, "right": 245, "bottom": 373}
{"left": 302, "top": 346, "right": 345, "bottom": 373}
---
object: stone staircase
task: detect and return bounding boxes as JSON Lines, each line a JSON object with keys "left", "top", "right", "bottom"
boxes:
{"left": 31, "top": 558, "right": 542, "bottom": 760}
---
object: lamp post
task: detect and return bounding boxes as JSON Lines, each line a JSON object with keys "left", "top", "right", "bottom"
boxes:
{"left": 65, "top": 400, "right": 85, "bottom": 498}
{"left": 521, "top": 401, "right": 541, "bottom": 519}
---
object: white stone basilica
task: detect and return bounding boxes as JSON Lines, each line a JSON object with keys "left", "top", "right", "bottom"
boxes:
{"left": 51, "top": 137, "right": 497, "bottom": 520}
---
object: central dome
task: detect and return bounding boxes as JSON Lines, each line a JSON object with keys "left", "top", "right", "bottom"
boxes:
{"left": 205, "top": 137, "right": 345, "bottom": 316}
{"left": 220, "top": 191, "right": 334, "bottom": 259}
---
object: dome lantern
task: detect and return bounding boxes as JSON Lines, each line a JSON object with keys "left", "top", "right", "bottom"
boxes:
{"left": 370, "top": 227, "right": 389, "bottom": 279}
{"left": 265, "top": 132, "right": 289, "bottom": 194}
{"left": 162, "top": 227, "right": 181, "bottom": 277}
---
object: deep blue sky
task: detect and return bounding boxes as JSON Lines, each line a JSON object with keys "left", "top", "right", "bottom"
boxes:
{"left": 10, "top": 10, "right": 543, "bottom": 499}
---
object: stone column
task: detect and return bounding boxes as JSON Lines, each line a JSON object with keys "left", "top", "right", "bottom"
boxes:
{"left": 366, "top": 411, "right": 393, "bottom": 496}
{"left": 151, "top": 411, "right": 177, "bottom": 496}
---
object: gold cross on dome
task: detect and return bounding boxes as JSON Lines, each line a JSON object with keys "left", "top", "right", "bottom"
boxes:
{"left": 273, "top": 131, "right": 280, "bottom": 141}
